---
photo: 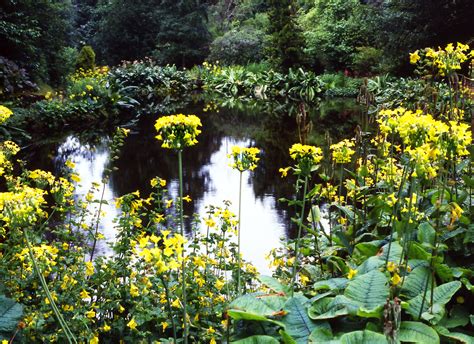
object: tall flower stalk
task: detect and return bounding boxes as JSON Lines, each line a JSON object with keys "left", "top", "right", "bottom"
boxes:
{"left": 228, "top": 145, "right": 260, "bottom": 295}
{"left": 284, "top": 143, "right": 322, "bottom": 295}
{"left": 155, "top": 113, "right": 202, "bottom": 344}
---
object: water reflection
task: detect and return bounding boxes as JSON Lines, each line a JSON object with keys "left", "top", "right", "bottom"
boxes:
{"left": 23, "top": 98, "right": 364, "bottom": 273}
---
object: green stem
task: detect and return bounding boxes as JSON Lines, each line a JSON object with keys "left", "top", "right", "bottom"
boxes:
{"left": 24, "top": 229, "right": 77, "bottom": 343}
{"left": 90, "top": 182, "right": 106, "bottom": 261}
{"left": 290, "top": 176, "right": 308, "bottom": 296}
{"left": 237, "top": 171, "right": 243, "bottom": 295}
{"left": 160, "top": 275, "right": 178, "bottom": 343}
{"left": 178, "top": 149, "right": 188, "bottom": 344}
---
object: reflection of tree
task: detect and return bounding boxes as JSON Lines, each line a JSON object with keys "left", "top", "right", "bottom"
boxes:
{"left": 110, "top": 106, "right": 226, "bottom": 227}
{"left": 23, "top": 97, "right": 364, "bottom": 240}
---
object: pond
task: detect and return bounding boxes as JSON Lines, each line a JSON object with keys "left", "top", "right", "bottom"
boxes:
{"left": 23, "top": 97, "right": 365, "bottom": 273}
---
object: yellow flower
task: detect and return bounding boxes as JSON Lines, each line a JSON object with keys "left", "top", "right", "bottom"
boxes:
{"left": 0, "top": 105, "right": 13, "bottom": 124}
{"left": 279, "top": 167, "right": 290, "bottom": 177}
{"left": 102, "top": 323, "right": 111, "bottom": 332}
{"left": 330, "top": 139, "right": 356, "bottom": 164}
{"left": 127, "top": 318, "right": 137, "bottom": 330}
{"left": 182, "top": 195, "right": 192, "bottom": 202}
{"left": 85, "top": 309, "right": 96, "bottom": 319}
{"left": 228, "top": 145, "right": 260, "bottom": 172}
{"left": 70, "top": 174, "right": 81, "bottom": 183}
{"left": 387, "top": 261, "right": 397, "bottom": 273}
{"left": 85, "top": 261, "right": 94, "bottom": 276}
{"left": 90, "top": 335, "right": 99, "bottom": 344}
{"left": 289, "top": 143, "right": 322, "bottom": 176}
{"left": 130, "top": 283, "right": 139, "bottom": 297}
{"left": 171, "top": 298, "right": 180, "bottom": 308}
{"left": 409, "top": 50, "right": 420, "bottom": 64}
{"left": 161, "top": 322, "right": 168, "bottom": 331}
{"left": 80, "top": 289, "right": 90, "bottom": 299}
{"left": 155, "top": 114, "right": 202, "bottom": 149}
{"left": 207, "top": 327, "right": 216, "bottom": 335}
{"left": 65, "top": 160, "right": 76, "bottom": 169}
{"left": 347, "top": 268, "right": 358, "bottom": 279}
{"left": 391, "top": 273, "right": 402, "bottom": 286}
{"left": 204, "top": 217, "right": 216, "bottom": 228}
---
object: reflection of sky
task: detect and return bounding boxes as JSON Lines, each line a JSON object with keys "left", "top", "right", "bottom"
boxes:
{"left": 196, "top": 137, "right": 284, "bottom": 275}
{"left": 57, "top": 136, "right": 119, "bottom": 258}
{"left": 57, "top": 136, "right": 284, "bottom": 274}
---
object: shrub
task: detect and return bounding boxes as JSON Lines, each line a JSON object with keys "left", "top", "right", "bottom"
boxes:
{"left": 76, "top": 45, "right": 96, "bottom": 71}
{"left": 208, "top": 27, "right": 266, "bottom": 65}
{"left": 351, "top": 46, "right": 383, "bottom": 75}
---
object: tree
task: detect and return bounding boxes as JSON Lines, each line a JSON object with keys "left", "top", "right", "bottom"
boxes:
{"left": 154, "top": 0, "right": 211, "bottom": 67}
{"left": 0, "top": 0, "right": 74, "bottom": 84}
{"left": 94, "top": 0, "right": 210, "bottom": 66}
{"left": 375, "top": 0, "right": 474, "bottom": 74}
{"left": 299, "top": 0, "right": 376, "bottom": 71}
{"left": 265, "top": 0, "right": 306, "bottom": 70}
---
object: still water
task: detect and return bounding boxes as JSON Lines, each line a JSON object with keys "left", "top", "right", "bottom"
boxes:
{"left": 25, "top": 98, "right": 364, "bottom": 273}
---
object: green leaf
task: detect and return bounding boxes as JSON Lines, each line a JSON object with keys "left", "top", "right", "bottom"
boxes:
{"left": 406, "top": 281, "right": 462, "bottom": 321}
{"left": 232, "top": 335, "right": 280, "bottom": 344}
{"left": 313, "top": 278, "right": 348, "bottom": 292}
{"left": 435, "top": 326, "right": 474, "bottom": 344}
{"left": 280, "top": 330, "right": 297, "bottom": 344}
{"left": 344, "top": 270, "right": 389, "bottom": 311}
{"left": 309, "top": 328, "right": 340, "bottom": 343}
{"left": 417, "top": 222, "right": 436, "bottom": 246}
{"left": 398, "top": 321, "right": 439, "bottom": 343}
{"left": 0, "top": 295, "right": 23, "bottom": 333}
{"left": 229, "top": 293, "right": 287, "bottom": 317}
{"left": 433, "top": 262, "right": 453, "bottom": 282}
{"left": 259, "top": 276, "right": 290, "bottom": 295}
{"left": 282, "top": 297, "right": 327, "bottom": 344}
{"left": 401, "top": 266, "right": 431, "bottom": 299}
{"left": 353, "top": 242, "right": 380, "bottom": 260}
{"left": 438, "top": 305, "right": 469, "bottom": 328}
{"left": 340, "top": 330, "right": 388, "bottom": 343}
{"left": 308, "top": 297, "right": 349, "bottom": 320}
{"left": 227, "top": 309, "right": 285, "bottom": 328}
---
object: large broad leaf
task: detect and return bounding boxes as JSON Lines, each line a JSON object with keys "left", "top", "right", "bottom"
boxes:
{"left": 344, "top": 270, "right": 389, "bottom": 312}
{"left": 340, "top": 330, "right": 388, "bottom": 343}
{"left": 0, "top": 295, "right": 23, "bottom": 333}
{"left": 309, "top": 328, "right": 340, "bottom": 343}
{"left": 435, "top": 326, "right": 474, "bottom": 344}
{"left": 259, "top": 275, "right": 290, "bottom": 295}
{"left": 398, "top": 321, "right": 439, "bottom": 343}
{"left": 232, "top": 335, "right": 280, "bottom": 343}
{"left": 406, "top": 281, "right": 462, "bottom": 321}
{"left": 308, "top": 297, "right": 349, "bottom": 320}
{"left": 379, "top": 242, "right": 403, "bottom": 263}
{"left": 401, "top": 266, "right": 431, "bottom": 299}
{"left": 281, "top": 297, "right": 328, "bottom": 344}
{"left": 313, "top": 278, "right": 348, "bottom": 292}
{"left": 417, "top": 222, "right": 436, "bottom": 247}
{"left": 229, "top": 293, "right": 287, "bottom": 317}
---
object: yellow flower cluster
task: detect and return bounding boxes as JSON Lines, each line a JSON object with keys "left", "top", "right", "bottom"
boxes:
{"left": 228, "top": 146, "right": 260, "bottom": 172}
{"left": 69, "top": 66, "right": 109, "bottom": 83}
{"left": 410, "top": 42, "right": 473, "bottom": 76}
{"left": 15, "top": 244, "right": 59, "bottom": 273}
{"left": 0, "top": 105, "right": 13, "bottom": 124}
{"left": 330, "top": 139, "right": 355, "bottom": 163}
{"left": 136, "top": 230, "right": 186, "bottom": 274}
{"left": 0, "top": 141, "right": 20, "bottom": 176}
{"left": 0, "top": 186, "right": 47, "bottom": 228}
{"left": 378, "top": 107, "right": 472, "bottom": 178}
{"left": 155, "top": 114, "right": 202, "bottom": 149}
{"left": 288, "top": 143, "right": 323, "bottom": 176}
